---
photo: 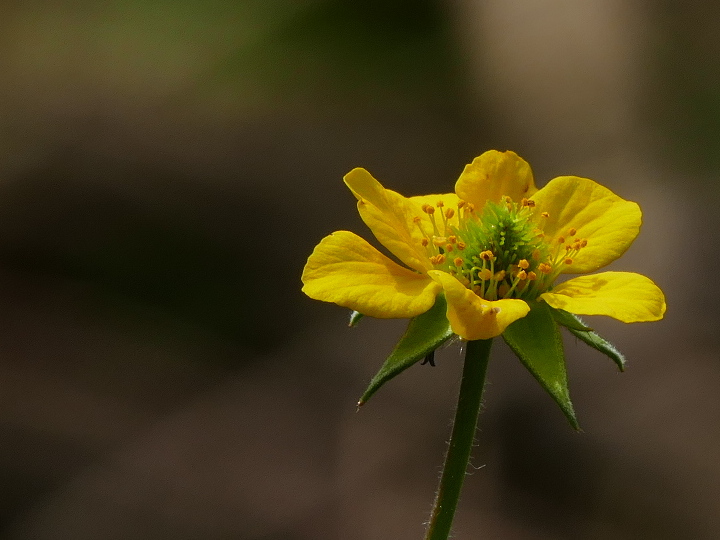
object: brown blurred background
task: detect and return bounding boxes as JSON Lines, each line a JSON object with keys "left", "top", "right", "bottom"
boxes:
{"left": 0, "top": 1, "right": 716, "bottom": 538}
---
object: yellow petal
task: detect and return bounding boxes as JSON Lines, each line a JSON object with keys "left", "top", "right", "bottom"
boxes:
{"left": 531, "top": 176, "right": 641, "bottom": 273}
{"left": 344, "top": 168, "right": 431, "bottom": 273}
{"left": 409, "top": 192, "right": 461, "bottom": 209}
{"left": 540, "top": 272, "right": 666, "bottom": 322}
{"left": 409, "top": 192, "right": 461, "bottom": 236}
{"left": 427, "top": 270, "right": 530, "bottom": 340}
{"left": 301, "top": 231, "right": 440, "bottom": 318}
{"left": 455, "top": 150, "right": 538, "bottom": 208}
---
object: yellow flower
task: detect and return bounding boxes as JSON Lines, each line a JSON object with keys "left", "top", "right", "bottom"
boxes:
{"left": 302, "top": 150, "right": 666, "bottom": 340}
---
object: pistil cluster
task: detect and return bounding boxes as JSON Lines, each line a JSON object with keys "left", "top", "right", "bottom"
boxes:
{"left": 415, "top": 197, "right": 588, "bottom": 301}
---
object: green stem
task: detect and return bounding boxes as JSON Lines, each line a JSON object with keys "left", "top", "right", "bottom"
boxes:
{"left": 424, "top": 338, "right": 493, "bottom": 540}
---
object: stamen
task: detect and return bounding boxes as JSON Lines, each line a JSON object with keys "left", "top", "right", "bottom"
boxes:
{"left": 541, "top": 212, "right": 549, "bottom": 218}
{"left": 422, "top": 204, "right": 435, "bottom": 215}
{"left": 568, "top": 228, "right": 577, "bottom": 236}
{"left": 453, "top": 257, "right": 464, "bottom": 267}
{"left": 432, "top": 237, "right": 447, "bottom": 247}
{"left": 413, "top": 215, "right": 433, "bottom": 246}
{"left": 445, "top": 208, "right": 455, "bottom": 219}
{"left": 430, "top": 254, "right": 446, "bottom": 265}
{"left": 436, "top": 200, "right": 444, "bottom": 208}
{"left": 480, "top": 250, "right": 495, "bottom": 261}
{"left": 564, "top": 258, "right": 573, "bottom": 265}
{"left": 478, "top": 268, "right": 493, "bottom": 281}
{"left": 518, "top": 259, "right": 530, "bottom": 270}
{"left": 527, "top": 271, "right": 537, "bottom": 281}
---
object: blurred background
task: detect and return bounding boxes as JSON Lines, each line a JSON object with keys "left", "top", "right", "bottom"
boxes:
{"left": 0, "top": 1, "right": 716, "bottom": 538}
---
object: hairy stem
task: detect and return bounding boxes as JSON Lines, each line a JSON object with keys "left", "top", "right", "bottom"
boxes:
{"left": 424, "top": 338, "right": 493, "bottom": 540}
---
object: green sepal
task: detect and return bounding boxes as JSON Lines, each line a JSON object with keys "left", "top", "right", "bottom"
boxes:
{"left": 349, "top": 310, "right": 364, "bottom": 327}
{"left": 548, "top": 307, "right": 626, "bottom": 372}
{"left": 568, "top": 327, "right": 626, "bottom": 372}
{"left": 357, "top": 294, "right": 454, "bottom": 407}
{"left": 503, "top": 301, "right": 579, "bottom": 430}
{"left": 549, "top": 307, "right": 593, "bottom": 332}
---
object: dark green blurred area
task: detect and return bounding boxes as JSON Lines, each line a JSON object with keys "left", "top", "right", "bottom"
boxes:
{"left": 0, "top": 156, "right": 282, "bottom": 352}
{"left": 0, "top": 0, "right": 468, "bottom": 353}
{"left": 647, "top": 1, "right": 720, "bottom": 171}
{"left": 0, "top": 1, "right": 716, "bottom": 539}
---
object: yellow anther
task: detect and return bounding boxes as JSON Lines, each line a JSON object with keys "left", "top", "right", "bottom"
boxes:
{"left": 456, "top": 242, "right": 466, "bottom": 250}
{"left": 447, "top": 235, "right": 457, "bottom": 244}
{"left": 432, "top": 236, "right": 447, "bottom": 247}
{"left": 518, "top": 259, "right": 530, "bottom": 269}
{"left": 436, "top": 200, "right": 444, "bottom": 208}
{"left": 453, "top": 257, "right": 464, "bottom": 267}
{"left": 494, "top": 270, "right": 506, "bottom": 281}
{"left": 430, "top": 254, "right": 446, "bottom": 265}
{"left": 444, "top": 208, "right": 455, "bottom": 219}
{"left": 479, "top": 268, "right": 493, "bottom": 281}
{"left": 527, "top": 271, "right": 537, "bottom": 281}
{"left": 580, "top": 239, "right": 588, "bottom": 248}
{"left": 421, "top": 238, "right": 429, "bottom": 247}
{"left": 445, "top": 244, "right": 454, "bottom": 253}
{"left": 517, "top": 270, "right": 527, "bottom": 280}
{"left": 480, "top": 250, "right": 495, "bottom": 261}
{"left": 413, "top": 216, "right": 421, "bottom": 223}
{"left": 568, "top": 228, "right": 577, "bottom": 236}
{"left": 504, "top": 196, "right": 513, "bottom": 204}
{"left": 564, "top": 258, "right": 573, "bottom": 265}
{"left": 466, "top": 203, "right": 475, "bottom": 212}
{"left": 422, "top": 204, "right": 435, "bottom": 215}
{"left": 521, "top": 198, "right": 536, "bottom": 207}
{"left": 557, "top": 236, "right": 565, "bottom": 244}
{"left": 457, "top": 200, "right": 466, "bottom": 209}
{"left": 538, "top": 263, "right": 552, "bottom": 274}
{"left": 541, "top": 212, "right": 549, "bottom": 218}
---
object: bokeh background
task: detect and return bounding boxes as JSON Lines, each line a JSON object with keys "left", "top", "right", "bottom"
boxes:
{"left": 0, "top": 1, "right": 716, "bottom": 538}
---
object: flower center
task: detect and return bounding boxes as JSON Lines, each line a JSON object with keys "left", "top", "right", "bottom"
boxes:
{"left": 416, "top": 197, "right": 587, "bottom": 301}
